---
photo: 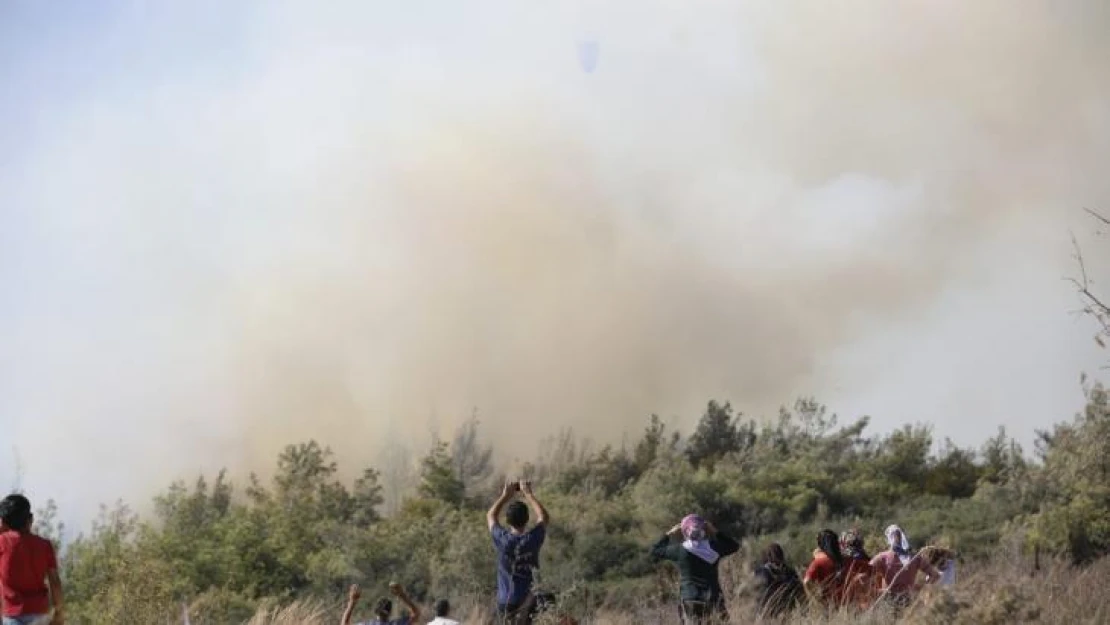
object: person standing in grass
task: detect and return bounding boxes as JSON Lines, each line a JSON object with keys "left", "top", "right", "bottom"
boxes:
{"left": 0, "top": 494, "right": 64, "bottom": 625}
{"left": 341, "top": 582, "right": 421, "bottom": 625}
{"left": 486, "top": 479, "right": 550, "bottom": 625}
{"left": 838, "top": 528, "right": 877, "bottom": 610}
{"left": 649, "top": 514, "right": 739, "bottom": 623}
{"left": 752, "top": 542, "right": 803, "bottom": 619}
{"left": 803, "top": 529, "right": 850, "bottom": 609}
{"left": 869, "top": 525, "right": 941, "bottom": 611}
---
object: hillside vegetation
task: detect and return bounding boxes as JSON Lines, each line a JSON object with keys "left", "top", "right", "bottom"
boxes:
{"left": 30, "top": 379, "right": 1110, "bottom": 623}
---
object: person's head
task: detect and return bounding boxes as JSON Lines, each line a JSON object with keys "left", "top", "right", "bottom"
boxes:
{"left": 921, "top": 546, "right": 954, "bottom": 568}
{"left": 0, "top": 494, "right": 32, "bottom": 532}
{"left": 884, "top": 524, "right": 910, "bottom": 553}
{"left": 374, "top": 597, "right": 392, "bottom": 620}
{"left": 817, "top": 529, "right": 843, "bottom": 565}
{"left": 434, "top": 599, "right": 451, "bottom": 617}
{"left": 762, "top": 542, "right": 786, "bottom": 566}
{"left": 506, "top": 501, "right": 529, "bottom": 530}
{"left": 681, "top": 514, "right": 707, "bottom": 542}
{"left": 840, "top": 528, "right": 866, "bottom": 556}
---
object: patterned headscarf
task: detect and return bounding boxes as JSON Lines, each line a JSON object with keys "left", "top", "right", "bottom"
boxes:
{"left": 681, "top": 514, "right": 706, "bottom": 541}
{"left": 680, "top": 514, "right": 719, "bottom": 564}
{"left": 841, "top": 528, "right": 869, "bottom": 561}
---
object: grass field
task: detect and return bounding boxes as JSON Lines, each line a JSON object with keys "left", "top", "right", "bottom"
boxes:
{"left": 242, "top": 554, "right": 1110, "bottom": 625}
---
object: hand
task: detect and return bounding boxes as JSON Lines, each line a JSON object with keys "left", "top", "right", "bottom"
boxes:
{"left": 389, "top": 582, "right": 404, "bottom": 597}
{"left": 519, "top": 480, "right": 533, "bottom": 496}
{"left": 348, "top": 584, "right": 361, "bottom": 603}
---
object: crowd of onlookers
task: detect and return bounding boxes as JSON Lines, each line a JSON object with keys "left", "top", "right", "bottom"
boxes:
{"left": 747, "top": 524, "right": 955, "bottom": 622}
{"left": 649, "top": 514, "right": 954, "bottom": 623}
{"left": 341, "top": 481, "right": 955, "bottom": 625}
{"left": 0, "top": 488, "right": 954, "bottom": 625}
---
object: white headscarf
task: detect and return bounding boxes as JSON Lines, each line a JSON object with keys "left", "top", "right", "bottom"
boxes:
{"left": 884, "top": 524, "right": 912, "bottom": 565}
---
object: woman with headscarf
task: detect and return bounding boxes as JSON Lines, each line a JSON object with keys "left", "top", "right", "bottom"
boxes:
{"left": 752, "top": 543, "right": 803, "bottom": 620}
{"left": 838, "top": 528, "right": 876, "bottom": 610}
{"left": 803, "top": 529, "right": 847, "bottom": 609}
{"left": 869, "top": 524, "right": 941, "bottom": 611}
{"left": 650, "top": 514, "right": 740, "bottom": 624}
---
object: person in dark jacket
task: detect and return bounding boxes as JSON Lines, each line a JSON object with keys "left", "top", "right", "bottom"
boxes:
{"left": 753, "top": 542, "right": 803, "bottom": 620}
{"left": 650, "top": 514, "right": 740, "bottom": 624}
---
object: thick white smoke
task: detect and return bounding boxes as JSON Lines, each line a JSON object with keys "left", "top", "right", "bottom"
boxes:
{"left": 1, "top": 0, "right": 1108, "bottom": 524}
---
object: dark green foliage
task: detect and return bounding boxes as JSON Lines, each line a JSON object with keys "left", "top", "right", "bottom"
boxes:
{"left": 42, "top": 389, "right": 1110, "bottom": 621}
{"left": 685, "top": 400, "right": 754, "bottom": 469}
{"left": 1029, "top": 382, "right": 1110, "bottom": 563}
{"left": 419, "top": 440, "right": 466, "bottom": 507}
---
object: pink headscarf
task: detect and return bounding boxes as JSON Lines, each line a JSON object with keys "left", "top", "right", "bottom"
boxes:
{"left": 681, "top": 514, "right": 706, "bottom": 540}
{"left": 680, "top": 514, "right": 719, "bottom": 564}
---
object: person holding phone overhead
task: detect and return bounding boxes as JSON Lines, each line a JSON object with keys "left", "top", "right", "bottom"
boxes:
{"left": 650, "top": 514, "right": 739, "bottom": 624}
{"left": 486, "top": 480, "right": 550, "bottom": 625}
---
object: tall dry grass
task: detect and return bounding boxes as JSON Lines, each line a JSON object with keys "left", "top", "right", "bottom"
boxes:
{"left": 243, "top": 555, "right": 1110, "bottom": 624}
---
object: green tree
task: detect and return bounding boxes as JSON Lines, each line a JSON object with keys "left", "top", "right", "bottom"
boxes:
{"left": 419, "top": 439, "right": 466, "bottom": 507}
{"left": 451, "top": 411, "right": 494, "bottom": 505}
{"left": 352, "top": 467, "right": 384, "bottom": 527}
{"left": 33, "top": 499, "right": 64, "bottom": 548}
{"left": 980, "top": 426, "right": 1027, "bottom": 485}
{"left": 1030, "top": 382, "right": 1110, "bottom": 563}
{"left": 685, "top": 400, "right": 753, "bottom": 469}
{"left": 925, "top": 440, "right": 981, "bottom": 498}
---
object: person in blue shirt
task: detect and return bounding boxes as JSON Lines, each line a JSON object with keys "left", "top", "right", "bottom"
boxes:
{"left": 486, "top": 479, "right": 550, "bottom": 624}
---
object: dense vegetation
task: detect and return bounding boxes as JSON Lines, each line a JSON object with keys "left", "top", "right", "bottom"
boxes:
{"left": 28, "top": 378, "right": 1110, "bottom": 623}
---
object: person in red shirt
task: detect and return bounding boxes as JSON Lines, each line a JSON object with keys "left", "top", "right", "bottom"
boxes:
{"left": 803, "top": 528, "right": 873, "bottom": 613}
{"left": 838, "top": 528, "right": 876, "bottom": 610}
{"left": 0, "top": 495, "right": 64, "bottom": 625}
{"left": 803, "top": 529, "right": 846, "bottom": 608}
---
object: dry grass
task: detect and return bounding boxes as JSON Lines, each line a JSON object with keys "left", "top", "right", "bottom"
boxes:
{"left": 243, "top": 599, "right": 332, "bottom": 625}
{"left": 243, "top": 556, "right": 1110, "bottom": 625}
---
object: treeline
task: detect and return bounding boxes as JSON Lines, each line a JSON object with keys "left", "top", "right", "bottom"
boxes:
{"left": 40, "top": 384, "right": 1110, "bottom": 623}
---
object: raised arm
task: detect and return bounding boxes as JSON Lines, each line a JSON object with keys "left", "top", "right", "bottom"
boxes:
{"left": 650, "top": 524, "right": 683, "bottom": 561}
{"left": 389, "top": 582, "right": 421, "bottom": 622}
{"left": 487, "top": 481, "right": 516, "bottom": 531}
{"left": 888, "top": 555, "right": 928, "bottom": 590}
{"left": 519, "top": 481, "right": 549, "bottom": 526}
{"left": 340, "top": 584, "right": 360, "bottom": 625}
{"left": 705, "top": 521, "right": 739, "bottom": 556}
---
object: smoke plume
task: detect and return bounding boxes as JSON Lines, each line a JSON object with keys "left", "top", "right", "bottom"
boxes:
{"left": 2, "top": 0, "right": 1109, "bottom": 522}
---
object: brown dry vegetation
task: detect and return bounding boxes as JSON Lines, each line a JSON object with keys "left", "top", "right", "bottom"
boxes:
{"left": 241, "top": 556, "right": 1110, "bottom": 625}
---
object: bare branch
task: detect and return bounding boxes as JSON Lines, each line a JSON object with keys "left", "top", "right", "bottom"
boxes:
{"left": 1083, "top": 207, "right": 1110, "bottom": 227}
{"left": 1071, "top": 231, "right": 1091, "bottom": 289}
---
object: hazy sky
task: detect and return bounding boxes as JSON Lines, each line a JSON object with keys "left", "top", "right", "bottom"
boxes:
{"left": 2, "top": 0, "right": 1110, "bottom": 528}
